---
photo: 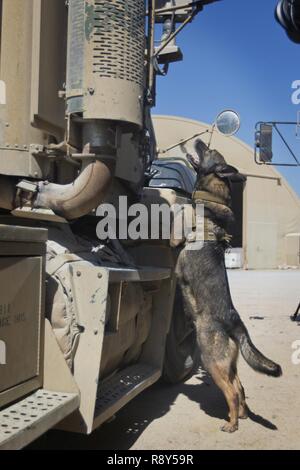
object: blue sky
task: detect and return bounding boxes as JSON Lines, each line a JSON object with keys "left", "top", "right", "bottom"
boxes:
{"left": 154, "top": 0, "right": 300, "bottom": 196}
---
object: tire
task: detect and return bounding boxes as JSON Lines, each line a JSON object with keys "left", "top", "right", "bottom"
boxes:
{"left": 162, "top": 286, "right": 200, "bottom": 384}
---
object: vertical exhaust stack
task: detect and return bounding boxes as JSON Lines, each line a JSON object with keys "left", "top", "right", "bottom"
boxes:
{"left": 34, "top": 0, "right": 145, "bottom": 219}
{"left": 66, "top": 0, "right": 145, "bottom": 127}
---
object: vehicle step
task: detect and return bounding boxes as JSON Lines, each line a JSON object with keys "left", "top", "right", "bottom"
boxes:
{"left": 93, "top": 364, "right": 160, "bottom": 430}
{"left": 0, "top": 389, "right": 79, "bottom": 450}
{"left": 108, "top": 266, "right": 170, "bottom": 283}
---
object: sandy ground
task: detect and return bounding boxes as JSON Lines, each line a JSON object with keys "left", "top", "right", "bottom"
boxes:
{"left": 30, "top": 270, "right": 300, "bottom": 450}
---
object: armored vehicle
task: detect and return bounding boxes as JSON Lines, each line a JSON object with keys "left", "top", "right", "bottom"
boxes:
{"left": 0, "top": 0, "right": 216, "bottom": 449}
{"left": 1, "top": 0, "right": 290, "bottom": 449}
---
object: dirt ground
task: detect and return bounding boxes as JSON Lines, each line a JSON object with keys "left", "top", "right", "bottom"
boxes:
{"left": 31, "top": 270, "right": 300, "bottom": 450}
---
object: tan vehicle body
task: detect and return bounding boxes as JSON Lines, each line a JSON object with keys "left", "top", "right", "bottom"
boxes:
{"left": 0, "top": 0, "right": 200, "bottom": 449}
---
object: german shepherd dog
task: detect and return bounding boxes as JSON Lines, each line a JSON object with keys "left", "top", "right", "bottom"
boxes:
{"left": 176, "top": 139, "right": 282, "bottom": 433}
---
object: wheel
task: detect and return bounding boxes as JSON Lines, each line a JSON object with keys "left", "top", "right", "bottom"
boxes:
{"left": 162, "top": 285, "right": 200, "bottom": 384}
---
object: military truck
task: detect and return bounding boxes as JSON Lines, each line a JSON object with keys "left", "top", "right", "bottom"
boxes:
{"left": 2, "top": 0, "right": 289, "bottom": 450}
{"left": 0, "top": 0, "right": 224, "bottom": 449}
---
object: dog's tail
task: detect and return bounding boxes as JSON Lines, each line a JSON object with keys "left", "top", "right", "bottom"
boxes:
{"left": 231, "top": 317, "right": 282, "bottom": 377}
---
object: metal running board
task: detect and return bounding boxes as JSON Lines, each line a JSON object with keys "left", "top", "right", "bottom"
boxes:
{"left": 108, "top": 266, "right": 171, "bottom": 283}
{"left": 93, "top": 364, "right": 160, "bottom": 430}
{"left": 0, "top": 389, "right": 79, "bottom": 450}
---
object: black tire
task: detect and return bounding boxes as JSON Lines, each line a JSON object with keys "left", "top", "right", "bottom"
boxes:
{"left": 162, "top": 287, "right": 200, "bottom": 384}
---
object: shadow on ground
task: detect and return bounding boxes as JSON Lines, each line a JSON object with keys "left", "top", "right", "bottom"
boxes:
{"left": 29, "top": 369, "right": 276, "bottom": 450}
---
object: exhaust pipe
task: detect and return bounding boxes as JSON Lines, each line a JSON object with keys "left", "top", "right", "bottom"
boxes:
{"left": 33, "top": 157, "right": 115, "bottom": 220}
{"left": 0, "top": 120, "right": 116, "bottom": 220}
{"left": 33, "top": 120, "right": 117, "bottom": 220}
{"left": 0, "top": 0, "right": 146, "bottom": 220}
{"left": 0, "top": 157, "right": 115, "bottom": 220}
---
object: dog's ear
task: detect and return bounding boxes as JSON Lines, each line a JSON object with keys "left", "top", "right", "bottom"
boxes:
{"left": 215, "top": 164, "right": 246, "bottom": 182}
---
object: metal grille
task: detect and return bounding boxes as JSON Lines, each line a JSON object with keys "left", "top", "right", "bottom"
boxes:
{"left": 92, "top": 0, "right": 145, "bottom": 86}
{"left": 0, "top": 390, "right": 79, "bottom": 449}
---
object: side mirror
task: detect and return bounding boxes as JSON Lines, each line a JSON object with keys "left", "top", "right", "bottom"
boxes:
{"left": 215, "top": 110, "right": 241, "bottom": 136}
{"left": 158, "top": 108, "right": 241, "bottom": 155}
{"left": 255, "top": 123, "right": 273, "bottom": 162}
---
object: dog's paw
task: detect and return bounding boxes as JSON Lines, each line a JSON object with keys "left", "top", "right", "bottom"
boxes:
{"left": 221, "top": 422, "right": 238, "bottom": 433}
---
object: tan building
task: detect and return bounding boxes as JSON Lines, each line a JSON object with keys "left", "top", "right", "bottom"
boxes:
{"left": 153, "top": 115, "right": 300, "bottom": 269}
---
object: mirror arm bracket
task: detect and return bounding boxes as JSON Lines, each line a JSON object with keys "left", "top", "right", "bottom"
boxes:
{"left": 158, "top": 130, "right": 210, "bottom": 154}
{"left": 154, "top": 6, "right": 201, "bottom": 59}
{"left": 273, "top": 124, "right": 300, "bottom": 166}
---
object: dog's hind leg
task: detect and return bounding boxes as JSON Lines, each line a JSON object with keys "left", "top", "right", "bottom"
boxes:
{"left": 209, "top": 362, "right": 239, "bottom": 433}
{"left": 233, "top": 374, "right": 249, "bottom": 419}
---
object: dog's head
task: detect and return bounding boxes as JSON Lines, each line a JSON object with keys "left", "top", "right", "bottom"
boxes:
{"left": 187, "top": 139, "right": 246, "bottom": 224}
{"left": 187, "top": 139, "right": 245, "bottom": 186}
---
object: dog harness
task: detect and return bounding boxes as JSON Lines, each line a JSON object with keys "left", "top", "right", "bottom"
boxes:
{"left": 187, "top": 218, "right": 232, "bottom": 244}
{"left": 192, "top": 190, "right": 228, "bottom": 206}
{"left": 187, "top": 191, "right": 232, "bottom": 244}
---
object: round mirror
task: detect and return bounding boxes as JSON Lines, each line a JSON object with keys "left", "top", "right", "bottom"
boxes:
{"left": 215, "top": 110, "right": 240, "bottom": 136}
